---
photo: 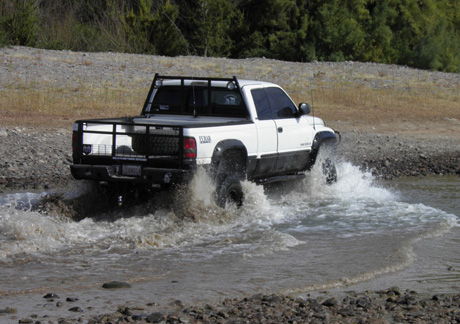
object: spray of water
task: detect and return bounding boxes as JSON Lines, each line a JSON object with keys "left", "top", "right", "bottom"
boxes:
{"left": 0, "top": 160, "right": 456, "bottom": 263}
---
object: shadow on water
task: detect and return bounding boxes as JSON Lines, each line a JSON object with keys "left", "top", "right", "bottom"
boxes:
{"left": 30, "top": 183, "right": 179, "bottom": 221}
{"left": 29, "top": 167, "right": 226, "bottom": 222}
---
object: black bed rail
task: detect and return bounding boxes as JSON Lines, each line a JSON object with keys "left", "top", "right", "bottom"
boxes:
{"left": 72, "top": 118, "right": 188, "bottom": 167}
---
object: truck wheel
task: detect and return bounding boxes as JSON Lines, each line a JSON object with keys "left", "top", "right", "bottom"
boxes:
{"left": 316, "top": 143, "right": 337, "bottom": 184}
{"left": 216, "top": 174, "right": 244, "bottom": 208}
{"left": 322, "top": 157, "right": 337, "bottom": 184}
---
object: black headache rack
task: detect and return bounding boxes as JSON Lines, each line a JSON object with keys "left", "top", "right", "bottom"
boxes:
{"left": 142, "top": 74, "right": 249, "bottom": 118}
{"left": 71, "top": 118, "right": 195, "bottom": 184}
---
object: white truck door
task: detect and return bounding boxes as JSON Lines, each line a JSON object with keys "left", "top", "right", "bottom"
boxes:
{"left": 265, "top": 87, "right": 314, "bottom": 172}
{"left": 250, "top": 88, "right": 278, "bottom": 176}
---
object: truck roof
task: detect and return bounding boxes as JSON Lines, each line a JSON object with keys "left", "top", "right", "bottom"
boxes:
{"left": 157, "top": 78, "right": 278, "bottom": 89}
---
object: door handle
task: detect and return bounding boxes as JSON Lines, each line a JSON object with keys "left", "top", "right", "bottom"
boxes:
{"left": 278, "top": 127, "right": 283, "bottom": 133}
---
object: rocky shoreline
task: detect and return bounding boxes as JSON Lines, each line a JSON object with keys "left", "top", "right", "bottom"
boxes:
{"left": 9, "top": 287, "right": 460, "bottom": 323}
{"left": 75, "top": 288, "right": 460, "bottom": 324}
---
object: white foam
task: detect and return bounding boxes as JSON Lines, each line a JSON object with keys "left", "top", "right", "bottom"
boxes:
{"left": 0, "top": 162, "right": 456, "bottom": 263}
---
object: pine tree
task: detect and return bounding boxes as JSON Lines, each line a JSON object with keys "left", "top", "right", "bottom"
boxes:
{"left": 2, "top": 0, "right": 38, "bottom": 46}
{"left": 310, "top": 0, "right": 367, "bottom": 61}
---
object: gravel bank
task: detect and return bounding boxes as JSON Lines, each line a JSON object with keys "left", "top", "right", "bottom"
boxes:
{"left": 2, "top": 46, "right": 459, "bottom": 94}
{"left": 83, "top": 288, "right": 460, "bottom": 324}
{"left": 0, "top": 127, "right": 73, "bottom": 191}
{"left": 338, "top": 131, "right": 460, "bottom": 179}
{"left": 0, "top": 126, "right": 459, "bottom": 192}
{"left": 11, "top": 287, "right": 460, "bottom": 323}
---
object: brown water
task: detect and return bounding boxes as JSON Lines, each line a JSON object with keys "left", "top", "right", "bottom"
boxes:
{"left": 0, "top": 166, "right": 458, "bottom": 322}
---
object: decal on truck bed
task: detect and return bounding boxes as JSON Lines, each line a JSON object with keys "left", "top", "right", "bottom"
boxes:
{"left": 199, "top": 136, "right": 212, "bottom": 144}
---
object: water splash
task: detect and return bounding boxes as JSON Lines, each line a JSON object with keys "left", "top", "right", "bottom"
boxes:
{"left": 0, "top": 161, "right": 459, "bottom": 320}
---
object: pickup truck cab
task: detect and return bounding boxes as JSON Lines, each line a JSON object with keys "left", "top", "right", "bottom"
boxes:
{"left": 71, "top": 74, "right": 340, "bottom": 207}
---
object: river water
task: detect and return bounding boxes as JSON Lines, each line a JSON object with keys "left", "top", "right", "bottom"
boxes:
{"left": 0, "top": 162, "right": 459, "bottom": 321}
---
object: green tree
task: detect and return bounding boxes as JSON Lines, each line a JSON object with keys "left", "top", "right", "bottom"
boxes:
{"left": 309, "top": 0, "right": 368, "bottom": 61}
{"left": 392, "top": 0, "right": 460, "bottom": 71}
{"left": 121, "top": 0, "right": 187, "bottom": 55}
{"left": 363, "top": 1, "right": 398, "bottom": 63}
{"left": 234, "top": 0, "right": 308, "bottom": 60}
{"left": 268, "top": 1, "right": 309, "bottom": 61}
{"left": 414, "top": 13, "right": 460, "bottom": 72}
{"left": 1, "top": 0, "right": 38, "bottom": 46}
{"left": 177, "top": 0, "right": 243, "bottom": 57}
{"left": 151, "top": 0, "right": 188, "bottom": 56}
{"left": 121, "top": 0, "right": 156, "bottom": 53}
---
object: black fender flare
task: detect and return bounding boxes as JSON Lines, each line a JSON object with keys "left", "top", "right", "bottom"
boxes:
{"left": 211, "top": 139, "right": 248, "bottom": 178}
{"left": 310, "top": 131, "right": 340, "bottom": 164}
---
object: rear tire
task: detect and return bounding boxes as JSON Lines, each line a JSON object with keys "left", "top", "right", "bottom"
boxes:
{"left": 215, "top": 174, "right": 244, "bottom": 208}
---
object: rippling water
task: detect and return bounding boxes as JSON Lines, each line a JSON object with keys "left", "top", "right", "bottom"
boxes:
{"left": 0, "top": 163, "right": 458, "bottom": 321}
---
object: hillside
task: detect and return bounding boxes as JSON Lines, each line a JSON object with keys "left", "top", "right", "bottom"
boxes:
{"left": 1, "top": 46, "right": 459, "bottom": 138}
{"left": 0, "top": 46, "right": 459, "bottom": 191}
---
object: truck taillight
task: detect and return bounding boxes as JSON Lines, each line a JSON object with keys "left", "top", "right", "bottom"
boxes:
{"left": 184, "top": 137, "right": 196, "bottom": 158}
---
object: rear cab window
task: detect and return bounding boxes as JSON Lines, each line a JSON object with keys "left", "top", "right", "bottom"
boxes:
{"left": 147, "top": 86, "right": 248, "bottom": 118}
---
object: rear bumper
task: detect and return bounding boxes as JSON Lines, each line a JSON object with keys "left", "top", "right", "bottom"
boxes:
{"left": 70, "top": 164, "right": 190, "bottom": 185}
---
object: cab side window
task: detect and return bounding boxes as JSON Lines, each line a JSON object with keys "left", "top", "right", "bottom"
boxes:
{"left": 251, "top": 88, "right": 273, "bottom": 120}
{"left": 266, "top": 87, "right": 297, "bottom": 119}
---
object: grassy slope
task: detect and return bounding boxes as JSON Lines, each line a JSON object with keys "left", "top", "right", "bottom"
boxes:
{"left": 1, "top": 47, "right": 459, "bottom": 138}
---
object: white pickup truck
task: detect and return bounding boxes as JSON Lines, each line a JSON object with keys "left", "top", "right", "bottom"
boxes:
{"left": 71, "top": 74, "right": 340, "bottom": 207}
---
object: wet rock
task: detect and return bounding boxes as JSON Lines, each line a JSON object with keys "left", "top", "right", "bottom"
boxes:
{"left": 337, "top": 306, "right": 356, "bottom": 317}
{"left": 0, "top": 307, "right": 17, "bottom": 314}
{"left": 401, "top": 295, "right": 418, "bottom": 306}
{"left": 118, "top": 306, "right": 134, "bottom": 316}
{"left": 18, "top": 319, "right": 34, "bottom": 324}
{"left": 43, "top": 293, "right": 60, "bottom": 299}
{"left": 68, "top": 306, "right": 83, "bottom": 312}
{"left": 102, "top": 281, "right": 132, "bottom": 289}
{"left": 387, "top": 286, "right": 402, "bottom": 296}
{"left": 169, "top": 299, "right": 184, "bottom": 308}
{"left": 356, "top": 297, "right": 370, "bottom": 308}
{"left": 322, "top": 297, "right": 338, "bottom": 307}
{"left": 248, "top": 293, "right": 263, "bottom": 302}
{"left": 132, "top": 313, "right": 148, "bottom": 321}
{"left": 262, "top": 293, "right": 282, "bottom": 305}
{"left": 146, "top": 311, "right": 164, "bottom": 323}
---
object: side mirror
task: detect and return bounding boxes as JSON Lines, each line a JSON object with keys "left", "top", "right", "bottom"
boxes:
{"left": 298, "top": 102, "right": 311, "bottom": 115}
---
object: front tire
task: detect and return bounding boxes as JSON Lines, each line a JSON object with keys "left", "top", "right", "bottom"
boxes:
{"left": 215, "top": 174, "right": 244, "bottom": 208}
{"left": 315, "top": 142, "right": 338, "bottom": 184}
{"left": 322, "top": 157, "right": 337, "bottom": 184}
